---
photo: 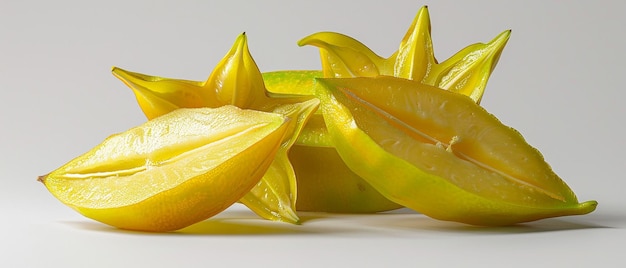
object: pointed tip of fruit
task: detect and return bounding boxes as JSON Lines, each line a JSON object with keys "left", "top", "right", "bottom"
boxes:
{"left": 417, "top": 4, "right": 431, "bottom": 21}
{"left": 37, "top": 174, "right": 46, "bottom": 184}
{"left": 111, "top": 66, "right": 120, "bottom": 74}
{"left": 400, "top": 4, "right": 432, "bottom": 47}
{"left": 296, "top": 32, "right": 318, "bottom": 47}
{"left": 495, "top": 29, "right": 512, "bottom": 43}
{"left": 111, "top": 66, "right": 124, "bottom": 74}
{"left": 578, "top": 200, "right": 598, "bottom": 215}
{"left": 281, "top": 207, "right": 301, "bottom": 225}
{"left": 111, "top": 66, "right": 129, "bottom": 80}
{"left": 110, "top": 67, "right": 147, "bottom": 93}
{"left": 236, "top": 32, "right": 247, "bottom": 44}
{"left": 228, "top": 32, "right": 249, "bottom": 59}
{"left": 297, "top": 31, "right": 344, "bottom": 48}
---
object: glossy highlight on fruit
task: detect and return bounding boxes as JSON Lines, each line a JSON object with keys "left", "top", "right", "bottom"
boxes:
{"left": 39, "top": 106, "right": 289, "bottom": 232}
{"left": 315, "top": 76, "right": 597, "bottom": 225}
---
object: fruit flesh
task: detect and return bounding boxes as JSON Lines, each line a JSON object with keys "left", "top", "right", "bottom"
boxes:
{"left": 316, "top": 76, "right": 596, "bottom": 225}
{"left": 40, "top": 106, "right": 289, "bottom": 231}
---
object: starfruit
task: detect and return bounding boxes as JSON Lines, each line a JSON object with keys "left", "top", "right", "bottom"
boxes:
{"left": 275, "top": 6, "right": 510, "bottom": 213}
{"left": 112, "top": 33, "right": 319, "bottom": 224}
{"left": 39, "top": 106, "right": 289, "bottom": 232}
{"left": 315, "top": 76, "right": 597, "bottom": 225}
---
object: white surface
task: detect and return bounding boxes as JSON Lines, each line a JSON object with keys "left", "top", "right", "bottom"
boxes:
{"left": 2, "top": 1, "right": 625, "bottom": 267}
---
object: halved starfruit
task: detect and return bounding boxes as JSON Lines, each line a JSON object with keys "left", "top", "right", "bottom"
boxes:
{"left": 315, "top": 76, "right": 596, "bottom": 225}
{"left": 39, "top": 106, "right": 288, "bottom": 232}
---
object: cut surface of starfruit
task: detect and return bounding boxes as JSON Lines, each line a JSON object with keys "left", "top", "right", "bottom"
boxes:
{"left": 316, "top": 76, "right": 596, "bottom": 225}
{"left": 39, "top": 106, "right": 288, "bottom": 232}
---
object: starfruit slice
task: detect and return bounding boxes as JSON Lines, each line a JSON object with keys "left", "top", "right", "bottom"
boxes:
{"left": 113, "top": 34, "right": 318, "bottom": 224}
{"left": 39, "top": 106, "right": 288, "bottom": 232}
{"left": 316, "top": 76, "right": 597, "bottom": 225}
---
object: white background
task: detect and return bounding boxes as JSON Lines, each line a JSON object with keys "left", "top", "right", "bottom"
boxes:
{"left": 2, "top": 1, "right": 625, "bottom": 267}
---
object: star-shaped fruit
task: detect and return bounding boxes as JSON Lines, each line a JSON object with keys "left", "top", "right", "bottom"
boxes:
{"left": 264, "top": 6, "right": 511, "bottom": 213}
{"left": 298, "top": 5, "right": 510, "bottom": 103}
{"left": 112, "top": 33, "right": 319, "bottom": 224}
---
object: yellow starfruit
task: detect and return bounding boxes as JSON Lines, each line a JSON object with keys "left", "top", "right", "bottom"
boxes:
{"left": 112, "top": 34, "right": 319, "bottom": 224}
{"left": 315, "top": 76, "right": 597, "bottom": 225}
{"left": 39, "top": 106, "right": 289, "bottom": 232}
{"left": 266, "top": 6, "right": 510, "bottom": 213}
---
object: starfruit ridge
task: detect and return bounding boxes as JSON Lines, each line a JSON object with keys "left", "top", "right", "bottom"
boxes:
{"left": 298, "top": 5, "right": 510, "bottom": 103}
